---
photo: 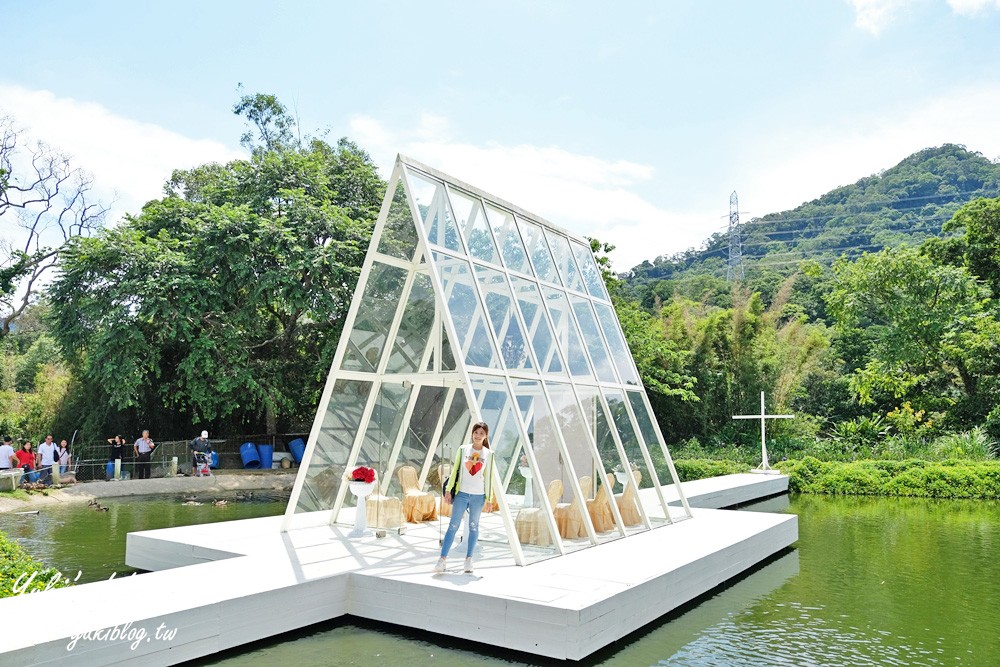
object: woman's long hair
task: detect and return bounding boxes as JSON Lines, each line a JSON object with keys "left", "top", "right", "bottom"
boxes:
{"left": 471, "top": 421, "right": 490, "bottom": 448}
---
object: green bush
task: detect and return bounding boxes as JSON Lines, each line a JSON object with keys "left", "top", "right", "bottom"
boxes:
{"left": 776, "top": 458, "right": 1000, "bottom": 499}
{"left": 672, "top": 458, "right": 750, "bottom": 482}
{"left": 0, "top": 530, "right": 72, "bottom": 598}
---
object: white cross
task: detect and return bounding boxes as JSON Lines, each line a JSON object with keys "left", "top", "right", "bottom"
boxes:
{"left": 732, "top": 391, "right": 793, "bottom": 473}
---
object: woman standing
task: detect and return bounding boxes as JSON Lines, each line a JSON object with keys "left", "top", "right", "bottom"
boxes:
{"left": 56, "top": 439, "right": 72, "bottom": 474}
{"left": 435, "top": 422, "right": 494, "bottom": 574}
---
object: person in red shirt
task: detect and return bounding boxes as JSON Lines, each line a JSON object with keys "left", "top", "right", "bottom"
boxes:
{"left": 15, "top": 441, "right": 35, "bottom": 471}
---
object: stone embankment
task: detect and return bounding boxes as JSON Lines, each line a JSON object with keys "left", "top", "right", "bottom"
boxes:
{"left": 0, "top": 470, "right": 296, "bottom": 514}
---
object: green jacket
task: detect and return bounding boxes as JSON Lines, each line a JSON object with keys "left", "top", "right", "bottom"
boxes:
{"left": 445, "top": 444, "right": 494, "bottom": 501}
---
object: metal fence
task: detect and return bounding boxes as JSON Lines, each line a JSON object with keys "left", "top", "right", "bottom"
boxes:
{"left": 64, "top": 433, "right": 309, "bottom": 481}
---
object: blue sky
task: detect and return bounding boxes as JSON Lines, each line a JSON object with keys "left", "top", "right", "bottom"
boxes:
{"left": 4, "top": 0, "right": 1000, "bottom": 270}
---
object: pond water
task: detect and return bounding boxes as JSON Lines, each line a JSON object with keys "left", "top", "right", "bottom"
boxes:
{"left": 4, "top": 493, "right": 1000, "bottom": 665}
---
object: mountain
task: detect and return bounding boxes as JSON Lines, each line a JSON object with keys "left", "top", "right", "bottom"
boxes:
{"left": 626, "top": 144, "right": 1000, "bottom": 289}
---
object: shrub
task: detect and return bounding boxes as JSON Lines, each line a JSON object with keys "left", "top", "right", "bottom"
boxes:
{"left": 776, "top": 458, "right": 1000, "bottom": 499}
{"left": 672, "top": 459, "right": 750, "bottom": 482}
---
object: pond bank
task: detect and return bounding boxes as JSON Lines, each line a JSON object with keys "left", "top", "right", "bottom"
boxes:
{"left": 0, "top": 470, "right": 295, "bottom": 514}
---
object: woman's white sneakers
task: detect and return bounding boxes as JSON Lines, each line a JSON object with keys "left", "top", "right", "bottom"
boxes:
{"left": 433, "top": 556, "right": 474, "bottom": 573}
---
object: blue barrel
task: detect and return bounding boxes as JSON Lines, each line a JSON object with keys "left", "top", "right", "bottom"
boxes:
{"left": 257, "top": 444, "right": 274, "bottom": 470}
{"left": 210, "top": 451, "right": 220, "bottom": 469}
{"left": 240, "top": 442, "right": 261, "bottom": 469}
{"left": 288, "top": 438, "right": 306, "bottom": 463}
{"left": 106, "top": 461, "right": 115, "bottom": 479}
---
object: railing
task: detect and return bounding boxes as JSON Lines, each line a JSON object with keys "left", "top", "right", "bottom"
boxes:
{"left": 61, "top": 433, "right": 309, "bottom": 480}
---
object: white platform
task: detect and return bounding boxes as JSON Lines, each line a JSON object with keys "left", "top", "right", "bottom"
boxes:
{"left": 0, "top": 474, "right": 795, "bottom": 665}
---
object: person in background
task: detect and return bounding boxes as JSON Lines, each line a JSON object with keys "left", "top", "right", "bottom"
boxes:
{"left": 107, "top": 435, "right": 125, "bottom": 480}
{"left": 134, "top": 430, "right": 155, "bottom": 480}
{"left": 0, "top": 436, "right": 15, "bottom": 470}
{"left": 189, "top": 430, "right": 212, "bottom": 476}
{"left": 56, "top": 439, "right": 71, "bottom": 474}
{"left": 36, "top": 434, "right": 57, "bottom": 485}
{"left": 15, "top": 441, "right": 35, "bottom": 473}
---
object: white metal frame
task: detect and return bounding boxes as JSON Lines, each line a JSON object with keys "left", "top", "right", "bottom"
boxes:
{"left": 282, "top": 154, "right": 693, "bottom": 557}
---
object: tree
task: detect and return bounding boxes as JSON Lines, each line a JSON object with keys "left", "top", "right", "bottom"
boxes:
{"left": 48, "top": 96, "right": 384, "bottom": 438}
{"left": 0, "top": 115, "right": 108, "bottom": 335}
{"left": 825, "top": 247, "right": 1000, "bottom": 418}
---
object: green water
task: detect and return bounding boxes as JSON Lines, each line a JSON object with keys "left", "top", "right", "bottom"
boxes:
{"left": 5, "top": 493, "right": 1000, "bottom": 665}
{"left": 1, "top": 490, "right": 286, "bottom": 583}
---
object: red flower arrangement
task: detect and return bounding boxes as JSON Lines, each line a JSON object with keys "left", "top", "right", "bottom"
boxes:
{"left": 349, "top": 466, "right": 376, "bottom": 484}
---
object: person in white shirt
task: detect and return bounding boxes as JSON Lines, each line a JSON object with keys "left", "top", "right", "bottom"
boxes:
{"left": 0, "top": 436, "right": 15, "bottom": 469}
{"left": 56, "top": 439, "right": 72, "bottom": 474}
{"left": 435, "top": 421, "right": 495, "bottom": 574}
{"left": 36, "top": 434, "right": 57, "bottom": 485}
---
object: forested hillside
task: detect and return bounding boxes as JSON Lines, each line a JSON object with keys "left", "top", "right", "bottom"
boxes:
{"left": 627, "top": 144, "right": 1000, "bottom": 309}
{"left": 597, "top": 143, "right": 1000, "bottom": 463}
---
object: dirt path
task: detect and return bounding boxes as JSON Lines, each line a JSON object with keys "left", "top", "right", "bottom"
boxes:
{"left": 0, "top": 471, "right": 296, "bottom": 514}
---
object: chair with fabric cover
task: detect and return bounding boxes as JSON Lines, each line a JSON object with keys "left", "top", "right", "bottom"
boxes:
{"left": 554, "top": 476, "right": 592, "bottom": 539}
{"left": 515, "top": 479, "right": 562, "bottom": 546}
{"left": 586, "top": 471, "right": 616, "bottom": 533}
{"left": 615, "top": 469, "right": 643, "bottom": 526}
{"left": 366, "top": 491, "right": 403, "bottom": 529}
{"left": 398, "top": 465, "right": 437, "bottom": 522}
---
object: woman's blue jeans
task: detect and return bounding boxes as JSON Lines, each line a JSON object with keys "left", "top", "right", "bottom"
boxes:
{"left": 440, "top": 491, "right": 485, "bottom": 558}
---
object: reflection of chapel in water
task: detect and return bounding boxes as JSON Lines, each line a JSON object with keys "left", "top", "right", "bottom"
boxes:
{"left": 282, "top": 155, "right": 692, "bottom": 565}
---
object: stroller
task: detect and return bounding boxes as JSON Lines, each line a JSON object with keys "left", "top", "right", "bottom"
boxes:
{"left": 193, "top": 450, "right": 213, "bottom": 477}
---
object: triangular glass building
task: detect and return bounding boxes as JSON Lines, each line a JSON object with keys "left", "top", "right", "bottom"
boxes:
{"left": 283, "top": 156, "right": 692, "bottom": 565}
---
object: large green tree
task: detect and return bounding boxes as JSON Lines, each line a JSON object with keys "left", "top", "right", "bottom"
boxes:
{"left": 826, "top": 246, "right": 1000, "bottom": 423}
{"left": 48, "top": 97, "right": 384, "bottom": 438}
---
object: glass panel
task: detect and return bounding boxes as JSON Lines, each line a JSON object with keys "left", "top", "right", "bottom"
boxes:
{"left": 449, "top": 188, "right": 498, "bottom": 264}
{"left": 593, "top": 302, "right": 641, "bottom": 385}
{"left": 605, "top": 388, "right": 666, "bottom": 527}
{"left": 407, "top": 169, "right": 462, "bottom": 252}
{"left": 376, "top": 179, "right": 418, "bottom": 261}
{"left": 510, "top": 276, "right": 564, "bottom": 376}
{"left": 294, "top": 379, "right": 372, "bottom": 513}
{"left": 392, "top": 385, "right": 449, "bottom": 496}
{"left": 475, "top": 265, "right": 533, "bottom": 371}
{"left": 512, "top": 379, "right": 591, "bottom": 553}
{"left": 469, "top": 374, "right": 558, "bottom": 563}
{"left": 628, "top": 391, "right": 686, "bottom": 522}
{"left": 519, "top": 219, "right": 559, "bottom": 284}
{"left": 570, "top": 296, "right": 618, "bottom": 383}
{"left": 433, "top": 252, "right": 499, "bottom": 369}
{"left": 353, "top": 382, "right": 412, "bottom": 513}
{"left": 486, "top": 205, "right": 531, "bottom": 274}
{"left": 571, "top": 240, "right": 610, "bottom": 301}
{"left": 440, "top": 323, "right": 456, "bottom": 371}
{"left": 545, "top": 230, "right": 586, "bottom": 293}
{"left": 577, "top": 385, "right": 645, "bottom": 536}
{"left": 546, "top": 381, "right": 620, "bottom": 542}
{"left": 386, "top": 273, "right": 434, "bottom": 374}
{"left": 542, "top": 287, "right": 592, "bottom": 378}
{"left": 340, "top": 262, "right": 409, "bottom": 372}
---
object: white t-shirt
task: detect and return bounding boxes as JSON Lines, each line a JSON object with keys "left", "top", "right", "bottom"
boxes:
{"left": 457, "top": 444, "right": 491, "bottom": 496}
{"left": 0, "top": 444, "right": 14, "bottom": 468}
{"left": 38, "top": 442, "right": 56, "bottom": 466}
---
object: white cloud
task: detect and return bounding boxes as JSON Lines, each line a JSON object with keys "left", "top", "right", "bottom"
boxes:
{"left": 849, "top": 0, "right": 1000, "bottom": 34}
{"left": 739, "top": 84, "right": 1000, "bottom": 220}
{"left": 349, "top": 114, "right": 695, "bottom": 271}
{"left": 946, "top": 0, "right": 1000, "bottom": 14}
{"left": 849, "top": 0, "right": 914, "bottom": 35}
{"left": 0, "top": 84, "right": 244, "bottom": 223}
